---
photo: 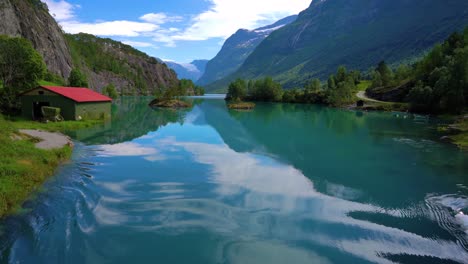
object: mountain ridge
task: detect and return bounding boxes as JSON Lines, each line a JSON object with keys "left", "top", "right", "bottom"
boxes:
{"left": 165, "top": 60, "right": 208, "bottom": 82}
{"left": 206, "top": 0, "right": 468, "bottom": 92}
{"left": 197, "top": 15, "right": 298, "bottom": 86}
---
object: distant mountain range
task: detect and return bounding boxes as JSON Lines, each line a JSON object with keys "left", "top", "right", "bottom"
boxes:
{"left": 197, "top": 15, "right": 298, "bottom": 86}
{"left": 205, "top": 0, "right": 468, "bottom": 92}
{"left": 165, "top": 60, "right": 208, "bottom": 82}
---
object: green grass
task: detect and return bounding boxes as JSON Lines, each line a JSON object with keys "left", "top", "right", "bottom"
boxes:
{"left": 356, "top": 80, "right": 371, "bottom": 91}
{"left": 0, "top": 115, "right": 74, "bottom": 217}
{"left": 0, "top": 115, "right": 103, "bottom": 218}
{"left": 447, "top": 118, "right": 468, "bottom": 150}
{"left": 38, "top": 80, "right": 62, "bottom": 86}
{"left": 8, "top": 118, "right": 100, "bottom": 132}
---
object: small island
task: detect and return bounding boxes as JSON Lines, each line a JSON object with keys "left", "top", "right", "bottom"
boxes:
{"left": 149, "top": 98, "right": 192, "bottom": 108}
{"left": 225, "top": 79, "right": 256, "bottom": 110}
{"left": 227, "top": 101, "right": 256, "bottom": 110}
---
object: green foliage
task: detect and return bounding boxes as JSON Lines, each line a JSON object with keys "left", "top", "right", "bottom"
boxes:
{"left": 214, "top": 0, "right": 468, "bottom": 91}
{"left": 407, "top": 30, "right": 468, "bottom": 113}
{"left": 226, "top": 78, "right": 247, "bottom": 101}
{"left": 407, "top": 82, "right": 433, "bottom": 112}
{"left": 305, "top": 78, "right": 322, "bottom": 92}
{"left": 370, "top": 71, "right": 383, "bottom": 88}
{"left": 194, "top": 86, "right": 205, "bottom": 96}
{"left": 365, "top": 27, "right": 468, "bottom": 114}
{"left": 394, "top": 64, "right": 412, "bottom": 82}
{"left": 0, "top": 35, "right": 46, "bottom": 112}
{"left": 171, "top": 79, "right": 205, "bottom": 97}
{"left": 65, "top": 33, "right": 165, "bottom": 95}
{"left": 376, "top": 61, "right": 394, "bottom": 86}
{"left": 44, "top": 71, "right": 65, "bottom": 86}
{"left": 68, "top": 68, "right": 88, "bottom": 87}
{"left": 325, "top": 67, "right": 356, "bottom": 106}
{"left": 103, "top": 83, "right": 119, "bottom": 99}
{"left": 249, "top": 77, "right": 283, "bottom": 102}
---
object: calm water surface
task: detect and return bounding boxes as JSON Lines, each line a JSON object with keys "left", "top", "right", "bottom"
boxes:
{"left": 1, "top": 96, "right": 468, "bottom": 263}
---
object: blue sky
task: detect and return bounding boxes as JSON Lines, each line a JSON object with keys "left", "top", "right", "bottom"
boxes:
{"left": 43, "top": 0, "right": 311, "bottom": 63}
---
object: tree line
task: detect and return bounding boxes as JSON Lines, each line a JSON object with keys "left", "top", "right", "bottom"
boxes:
{"left": 368, "top": 28, "right": 468, "bottom": 114}
{"left": 228, "top": 27, "right": 468, "bottom": 115}
{"left": 226, "top": 66, "right": 361, "bottom": 106}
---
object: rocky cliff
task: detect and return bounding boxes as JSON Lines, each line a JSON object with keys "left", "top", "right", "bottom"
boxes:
{"left": 66, "top": 33, "right": 179, "bottom": 94}
{"left": 0, "top": 0, "right": 72, "bottom": 79}
{"left": 0, "top": 0, "right": 179, "bottom": 94}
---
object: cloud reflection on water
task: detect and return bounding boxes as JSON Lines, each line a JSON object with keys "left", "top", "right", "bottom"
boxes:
{"left": 91, "top": 134, "right": 468, "bottom": 263}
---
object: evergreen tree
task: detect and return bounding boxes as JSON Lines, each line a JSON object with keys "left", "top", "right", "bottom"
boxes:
{"left": 68, "top": 68, "right": 88, "bottom": 87}
{"left": 376, "top": 61, "right": 393, "bottom": 86}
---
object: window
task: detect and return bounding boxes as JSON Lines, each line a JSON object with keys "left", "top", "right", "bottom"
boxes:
{"left": 38, "top": 91, "right": 44, "bottom": 95}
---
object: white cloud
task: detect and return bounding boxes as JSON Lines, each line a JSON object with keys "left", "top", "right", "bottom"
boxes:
{"left": 43, "top": 1, "right": 160, "bottom": 37}
{"left": 97, "top": 142, "right": 158, "bottom": 157}
{"left": 43, "top": 0, "right": 311, "bottom": 57}
{"left": 172, "top": 0, "right": 311, "bottom": 41}
{"left": 140, "top": 13, "right": 183, "bottom": 24}
{"left": 61, "top": 20, "right": 159, "bottom": 37}
{"left": 42, "top": 0, "right": 77, "bottom": 21}
{"left": 122, "top": 40, "right": 156, "bottom": 48}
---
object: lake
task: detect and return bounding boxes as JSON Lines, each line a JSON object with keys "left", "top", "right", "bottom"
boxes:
{"left": 1, "top": 96, "right": 468, "bottom": 264}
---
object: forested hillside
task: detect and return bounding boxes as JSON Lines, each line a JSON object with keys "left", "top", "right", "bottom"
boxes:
{"left": 207, "top": 0, "right": 468, "bottom": 92}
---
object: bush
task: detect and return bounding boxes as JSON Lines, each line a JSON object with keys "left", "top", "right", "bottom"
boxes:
{"left": 103, "top": 83, "right": 119, "bottom": 99}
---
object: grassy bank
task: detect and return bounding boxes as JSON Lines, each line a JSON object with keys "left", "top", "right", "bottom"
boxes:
{"left": 0, "top": 115, "right": 100, "bottom": 218}
{"left": 7, "top": 116, "right": 101, "bottom": 132}
{"left": 442, "top": 117, "right": 468, "bottom": 150}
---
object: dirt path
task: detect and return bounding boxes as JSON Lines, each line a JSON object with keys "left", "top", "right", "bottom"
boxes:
{"left": 356, "top": 91, "right": 386, "bottom": 103}
{"left": 19, "top": 129, "right": 73, "bottom": 150}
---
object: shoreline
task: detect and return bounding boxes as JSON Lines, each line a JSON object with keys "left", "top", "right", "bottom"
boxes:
{"left": 0, "top": 116, "right": 100, "bottom": 218}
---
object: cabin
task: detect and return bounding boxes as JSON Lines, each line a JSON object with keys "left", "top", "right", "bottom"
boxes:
{"left": 20, "top": 86, "right": 112, "bottom": 120}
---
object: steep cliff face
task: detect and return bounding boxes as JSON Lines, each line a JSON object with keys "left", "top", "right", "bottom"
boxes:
{"left": 66, "top": 33, "right": 179, "bottom": 94}
{"left": 0, "top": 0, "right": 179, "bottom": 94}
{"left": 0, "top": 0, "right": 73, "bottom": 79}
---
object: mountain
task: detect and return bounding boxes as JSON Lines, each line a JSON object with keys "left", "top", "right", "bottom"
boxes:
{"left": 66, "top": 33, "right": 178, "bottom": 94}
{"left": 206, "top": 0, "right": 468, "bottom": 92}
{"left": 0, "top": 0, "right": 179, "bottom": 95}
{"left": 197, "top": 15, "right": 297, "bottom": 86}
{"left": 0, "top": 0, "right": 73, "bottom": 79}
{"left": 165, "top": 60, "right": 208, "bottom": 82}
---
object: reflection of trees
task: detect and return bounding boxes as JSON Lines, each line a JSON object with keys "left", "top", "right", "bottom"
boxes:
{"left": 202, "top": 100, "right": 468, "bottom": 207}
{"left": 69, "top": 96, "right": 189, "bottom": 145}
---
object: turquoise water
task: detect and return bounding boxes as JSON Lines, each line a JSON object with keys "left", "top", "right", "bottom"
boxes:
{"left": 1, "top": 96, "right": 468, "bottom": 263}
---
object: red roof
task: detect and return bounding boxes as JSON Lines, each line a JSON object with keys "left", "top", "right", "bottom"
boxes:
{"left": 40, "top": 86, "right": 112, "bottom": 103}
